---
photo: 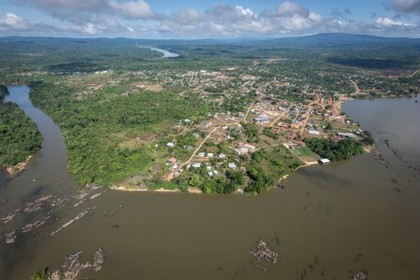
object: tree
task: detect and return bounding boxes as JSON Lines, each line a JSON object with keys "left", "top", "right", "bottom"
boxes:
{"left": 30, "top": 267, "right": 50, "bottom": 280}
{"left": 325, "top": 123, "right": 333, "bottom": 131}
{"left": 188, "top": 174, "right": 203, "bottom": 188}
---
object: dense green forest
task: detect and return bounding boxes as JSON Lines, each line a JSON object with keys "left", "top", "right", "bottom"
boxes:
{"left": 29, "top": 80, "right": 210, "bottom": 186}
{"left": 0, "top": 85, "right": 8, "bottom": 101}
{"left": 0, "top": 86, "right": 42, "bottom": 168}
{"left": 304, "top": 138, "right": 364, "bottom": 161}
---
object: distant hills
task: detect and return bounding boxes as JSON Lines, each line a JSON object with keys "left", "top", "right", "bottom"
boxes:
{"left": 239, "top": 33, "right": 420, "bottom": 49}
{"left": 1, "top": 33, "right": 419, "bottom": 49}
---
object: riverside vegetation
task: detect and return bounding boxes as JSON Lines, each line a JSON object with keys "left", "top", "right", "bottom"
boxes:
{"left": 0, "top": 85, "right": 42, "bottom": 170}
{"left": 0, "top": 34, "right": 418, "bottom": 193}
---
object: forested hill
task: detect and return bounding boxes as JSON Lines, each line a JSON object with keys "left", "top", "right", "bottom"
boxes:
{"left": 245, "top": 33, "right": 420, "bottom": 49}
{"left": 1, "top": 33, "right": 419, "bottom": 49}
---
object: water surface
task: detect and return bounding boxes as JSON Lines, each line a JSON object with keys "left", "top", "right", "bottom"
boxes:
{"left": 149, "top": 47, "right": 180, "bottom": 58}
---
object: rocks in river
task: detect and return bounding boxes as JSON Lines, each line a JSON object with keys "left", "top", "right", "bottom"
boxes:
{"left": 22, "top": 217, "right": 49, "bottom": 233}
{"left": 248, "top": 239, "right": 279, "bottom": 272}
{"left": 1, "top": 213, "right": 17, "bottom": 224}
{"left": 24, "top": 195, "right": 52, "bottom": 213}
{"left": 93, "top": 248, "right": 105, "bottom": 271}
{"left": 90, "top": 192, "right": 102, "bottom": 200}
{"left": 350, "top": 269, "right": 368, "bottom": 280}
{"left": 50, "top": 208, "right": 92, "bottom": 237}
{"left": 372, "top": 148, "right": 389, "bottom": 168}
{"left": 34, "top": 248, "right": 105, "bottom": 280}
{"left": 5, "top": 230, "right": 16, "bottom": 244}
{"left": 73, "top": 185, "right": 103, "bottom": 207}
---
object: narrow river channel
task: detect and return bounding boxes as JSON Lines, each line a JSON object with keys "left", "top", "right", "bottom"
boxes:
{"left": 1, "top": 86, "right": 79, "bottom": 201}
{"left": 1, "top": 86, "right": 419, "bottom": 279}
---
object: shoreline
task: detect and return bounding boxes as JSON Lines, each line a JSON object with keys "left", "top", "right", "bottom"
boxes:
{"left": 110, "top": 159, "right": 323, "bottom": 195}
{"left": 4, "top": 155, "right": 34, "bottom": 177}
{"left": 109, "top": 143, "right": 374, "bottom": 195}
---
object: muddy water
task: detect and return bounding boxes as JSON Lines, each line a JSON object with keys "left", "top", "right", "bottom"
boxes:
{"left": 1, "top": 86, "right": 79, "bottom": 197}
{"left": 1, "top": 90, "right": 419, "bottom": 279}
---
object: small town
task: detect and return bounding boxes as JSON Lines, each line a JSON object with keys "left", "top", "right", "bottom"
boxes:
{"left": 101, "top": 65, "right": 374, "bottom": 193}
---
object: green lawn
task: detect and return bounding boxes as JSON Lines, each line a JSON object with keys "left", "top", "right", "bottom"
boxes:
{"left": 292, "top": 146, "right": 320, "bottom": 161}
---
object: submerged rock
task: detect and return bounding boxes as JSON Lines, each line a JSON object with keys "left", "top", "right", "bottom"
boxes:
{"left": 93, "top": 248, "right": 105, "bottom": 271}
{"left": 5, "top": 230, "right": 16, "bottom": 244}
{"left": 350, "top": 270, "right": 368, "bottom": 280}
{"left": 248, "top": 239, "right": 279, "bottom": 272}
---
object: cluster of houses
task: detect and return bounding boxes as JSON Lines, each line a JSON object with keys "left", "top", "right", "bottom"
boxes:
{"left": 159, "top": 74, "right": 367, "bottom": 184}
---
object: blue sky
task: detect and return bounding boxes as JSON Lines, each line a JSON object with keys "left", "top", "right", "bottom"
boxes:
{"left": 0, "top": 0, "right": 419, "bottom": 37}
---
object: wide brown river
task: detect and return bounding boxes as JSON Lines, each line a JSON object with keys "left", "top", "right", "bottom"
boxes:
{"left": 1, "top": 86, "right": 419, "bottom": 279}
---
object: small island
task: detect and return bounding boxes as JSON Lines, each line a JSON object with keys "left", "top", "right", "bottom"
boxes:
{"left": 0, "top": 85, "right": 42, "bottom": 176}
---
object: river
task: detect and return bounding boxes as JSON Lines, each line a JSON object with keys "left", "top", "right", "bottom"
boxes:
{"left": 1, "top": 87, "right": 419, "bottom": 279}
{"left": 143, "top": 47, "right": 180, "bottom": 58}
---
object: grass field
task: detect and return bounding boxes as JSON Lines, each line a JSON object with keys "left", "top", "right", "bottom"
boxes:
{"left": 292, "top": 146, "right": 320, "bottom": 162}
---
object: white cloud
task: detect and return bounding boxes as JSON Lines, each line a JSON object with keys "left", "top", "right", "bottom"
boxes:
{"left": 0, "top": 13, "right": 29, "bottom": 30}
{"left": 235, "top": 6, "right": 255, "bottom": 18}
{"left": 376, "top": 16, "right": 415, "bottom": 27}
{"left": 95, "top": 15, "right": 121, "bottom": 29}
{"left": 276, "top": 1, "right": 310, "bottom": 18}
{"left": 156, "top": 4, "right": 325, "bottom": 37}
{"left": 3, "top": 1, "right": 420, "bottom": 37}
{"left": 82, "top": 22, "right": 99, "bottom": 34}
{"left": 108, "top": 0, "right": 154, "bottom": 19}
{"left": 13, "top": 0, "right": 155, "bottom": 22}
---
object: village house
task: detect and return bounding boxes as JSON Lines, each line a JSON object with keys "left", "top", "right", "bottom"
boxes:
{"left": 243, "top": 144, "right": 256, "bottom": 152}
{"left": 228, "top": 163, "right": 237, "bottom": 169}
{"left": 253, "top": 115, "right": 270, "bottom": 124}
{"left": 192, "top": 163, "right": 202, "bottom": 168}
{"left": 337, "top": 132, "right": 356, "bottom": 139}
{"left": 235, "top": 147, "right": 249, "bottom": 155}
{"left": 234, "top": 143, "right": 256, "bottom": 156}
{"left": 308, "top": 129, "right": 320, "bottom": 136}
{"left": 167, "top": 157, "right": 177, "bottom": 164}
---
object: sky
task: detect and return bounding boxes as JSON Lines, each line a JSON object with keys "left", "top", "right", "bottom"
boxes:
{"left": 0, "top": 0, "right": 419, "bottom": 38}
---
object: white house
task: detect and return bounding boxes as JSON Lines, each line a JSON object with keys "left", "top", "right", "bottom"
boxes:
{"left": 228, "top": 163, "right": 237, "bottom": 169}
{"left": 192, "top": 163, "right": 202, "bottom": 168}
{"left": 308, "top": 130, "right": 320, "bottom": 136}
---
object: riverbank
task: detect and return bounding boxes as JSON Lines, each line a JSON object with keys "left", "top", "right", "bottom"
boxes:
{"left": 110, "top": 159, "right": 322, "bottom": 194}
{"left": 4, "top": 155, "right": 33, "bottom": 177}
{"left": 1, "top": 86, "right": 43, "bottom": 176}
{"left": 110, "top": 184, "right": 204, "bottom": 194}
